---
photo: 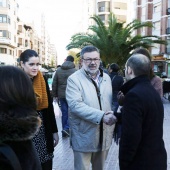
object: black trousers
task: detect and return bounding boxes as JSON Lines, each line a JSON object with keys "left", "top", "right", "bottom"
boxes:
{"left": 41, "top": 159, "right": 52, "bottom": 170}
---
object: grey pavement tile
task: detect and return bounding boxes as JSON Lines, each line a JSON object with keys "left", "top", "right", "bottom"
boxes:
{"left": 53, "top": 98, "right": 170, "bottom": 170}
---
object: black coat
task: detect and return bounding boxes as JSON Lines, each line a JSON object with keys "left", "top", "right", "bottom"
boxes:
{"left": 119, "top": 75, "right": 167, "bottom": 170}
{"left": 110, "top": 72, "right": 124, "bottom": 102}
{"left": 40, "top": 77, "right": 58, "bottom": 153}
{"left": 0, "top": 105, "right": 42, "bottom": 170}
{"left": 0, "top": 141, "right": 41, "bottom": 170}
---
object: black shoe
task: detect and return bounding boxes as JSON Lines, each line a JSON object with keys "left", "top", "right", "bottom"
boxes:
{"left": 62, "top": 129, "right": 69, "bottom": 137}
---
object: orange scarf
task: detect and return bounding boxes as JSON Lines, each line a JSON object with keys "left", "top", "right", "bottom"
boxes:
{"left": 33, "top": 71, "right": 48, "bottom": 110}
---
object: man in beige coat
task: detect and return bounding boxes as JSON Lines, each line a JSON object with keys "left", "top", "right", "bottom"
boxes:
{"left": 66, "top": 46, "right": 116, "bottom": 170}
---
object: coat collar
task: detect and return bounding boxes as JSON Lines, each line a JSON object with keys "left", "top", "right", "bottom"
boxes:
{"left": 80, "top": 67, "right": 104, "bottom": 79}
{"left": 120, "top": 75, "right": 150, "bottom": 95}
{"left": 0, "top": 108, "right": 41, "bottom": 143}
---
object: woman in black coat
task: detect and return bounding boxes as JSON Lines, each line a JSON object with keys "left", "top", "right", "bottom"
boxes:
{"left": 0, "top": 66, "right": 41, "bottom": 170}
{"left": 20, "top": 49, "right": 59, "bottom": 170}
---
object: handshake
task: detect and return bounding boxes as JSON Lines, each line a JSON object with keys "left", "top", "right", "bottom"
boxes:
{"left": 102, "top": 111, "right": 117, "bottom": 126}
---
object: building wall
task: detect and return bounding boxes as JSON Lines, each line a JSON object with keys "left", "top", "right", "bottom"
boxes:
{"left": 92, "top": 0, "right": 128, "bottom": 25}
{"left": 0, "top": 0, "right": 18, "bottom": 65}
{"left": 0, "top": 0, "right": 57, "bottom": 66}
{"left": 134, "top": 0, "right": 170, "bottom": 56}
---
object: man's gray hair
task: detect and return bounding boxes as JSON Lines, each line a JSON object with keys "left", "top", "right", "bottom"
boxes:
{"left": 127, "top": 54, "right": 150, "bottom": 77}
{"left": 80, "top": 46, "right": 100, "bottom": 58}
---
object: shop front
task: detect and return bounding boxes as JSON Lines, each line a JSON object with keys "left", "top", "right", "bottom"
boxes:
{"left": 151, "top": 55, "right": 170, "bottom": 78}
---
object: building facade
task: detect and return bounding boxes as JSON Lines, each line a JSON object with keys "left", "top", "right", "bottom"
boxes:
{"left": 134, "top": 0, "right": 170, "bottom": 77}
{"left": 93, "top": 0, "right": 129, "bottom": 25}
{"left": 0, "top": 0, "right": 57, "bottom": 67}
{"left": 0, "top": 0, "right": 18, "bottom": 65}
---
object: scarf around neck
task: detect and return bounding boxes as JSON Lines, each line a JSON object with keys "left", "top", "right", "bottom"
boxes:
{"left": 33, "top": 71, "right": 48, "bottom": 110}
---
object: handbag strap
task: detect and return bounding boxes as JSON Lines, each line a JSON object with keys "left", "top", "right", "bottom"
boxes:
{"left": 0, "top": 143, "right": 22, "bottom": 170}
{"left": 111, "top": 75, "right": 116, "bottom": 82}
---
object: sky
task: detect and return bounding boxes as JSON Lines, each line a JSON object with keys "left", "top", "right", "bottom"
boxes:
{"left": 17, "top": 0, "right": 84, "bottom": 64}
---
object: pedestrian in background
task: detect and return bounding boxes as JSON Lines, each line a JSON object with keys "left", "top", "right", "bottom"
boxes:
{"left": 119, "top": 54, "right": 167, "bottom": 170}
{"left": 20, "top": 49, "right": 59, "bottom": 170}
{"left": 132, "top": 47, "right": 163, "bottom": 98}
{"left": 52, "top": 55, "right": 76, "bottom": 137}
{"left": 0, "top": 66, "right": 42, "bottom": 170}
{"left": 108, "top": 63, "right": 124, "bottom": 112}
{"left": 66, "top": 46, "right": 117, "bottom": 170}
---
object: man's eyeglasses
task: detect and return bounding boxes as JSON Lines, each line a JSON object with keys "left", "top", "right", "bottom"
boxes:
{"left": 82, "top": 58, "right": 100, "bottom": 63}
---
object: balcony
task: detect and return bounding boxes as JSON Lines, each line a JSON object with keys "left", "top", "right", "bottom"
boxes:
{"left": 167, "top": 8, "right": 170, "bottom": 15}
{"left": 166, "top": 27, "right": 170, "bottom": 34}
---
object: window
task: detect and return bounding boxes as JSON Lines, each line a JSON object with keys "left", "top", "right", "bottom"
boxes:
{"left": 98, "top": 1, "right": 110, "bottom": 12}
{"left": 99, "top": 15, "right": 105, "bottom": 22}
{"left": 166, "top": 38, "right": 170, "bottom": 53}
{"left": 168, "top": 0, "right": 170, "bottom": 8}
{"left": 0, "top": 48, "right": 7, "bottom": 54}
{"left": 98, "top": 2, "right": 105, "bottom": 12}
{"left": 153, "top": 3, "right": 161, "bottom": 13}
{"left": 18, "top": 38, "right": 22, "bottom": 45}
{"left": 153, "top": 21, "right": 160, "bottom": 30}
{"left": 0, "top": 0, "right": 7, "bottom": 7}
{"left": 0, "top": 14, "right": 10, "bottom": 24}
{"left": 0, "top": 30, "right": 11, "bottom": 38}
{"left": 18, "top": 50, "right": 22, "bottom": 57}
{"left": 99, "top": 6, "right": 105, "bottom": 12}
{"left": 18, "top": 25, "right": 22, "bottom": 33}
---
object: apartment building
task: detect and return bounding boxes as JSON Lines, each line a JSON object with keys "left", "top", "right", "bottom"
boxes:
{"left": 134, "top": 0, "right": 170, "bottom": 77}
{"left": 94, "top": 0, "right": 129, "bottom": 25}
{"left": 0, "top": 0, "right": 57, "bottom": 67}
{"left": 49, "top": 43, "right": 57, "bottom": 67}
{"left": 0, "top": 0, "right": 18, "bottom": 65}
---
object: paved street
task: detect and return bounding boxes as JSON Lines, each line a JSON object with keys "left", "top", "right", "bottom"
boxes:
{"left": 53, "top": 98, "right": 170, "bottom": 170}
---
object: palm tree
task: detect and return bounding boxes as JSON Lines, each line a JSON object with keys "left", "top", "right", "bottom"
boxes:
{"left": 66, "top": 13, "right": 166, "bottom": 66}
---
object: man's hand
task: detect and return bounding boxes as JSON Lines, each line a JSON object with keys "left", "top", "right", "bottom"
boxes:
{"left": 117, "top": 91, "right": 124, "bottom": 106}
{"left": 53, "top": 132, "right": 59, "bottom": 147}
{"left": 103, "top": 111, "right": 117, "bottom": 125}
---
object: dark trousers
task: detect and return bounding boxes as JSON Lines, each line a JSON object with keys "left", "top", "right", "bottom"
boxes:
{"left": 41, "top": 159, "right": 52, "bottom": 170}
{"left": 59, "top": 98, "right": 69, "bottom": 130}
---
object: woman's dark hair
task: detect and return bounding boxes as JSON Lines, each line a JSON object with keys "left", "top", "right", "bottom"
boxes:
{"left": 19, "top": 49, "right": 39, "bottom": 63}
{"left": 66, "top": 55, "right": 74, "bottom": 62}
{"left": 0, "top": 66, "right": 36, "bottom": 116}
{"left": 110, "top": 63, "right": 120, "bottom": 72}
{"left": 132, "top": 47, "right": 154, "bottom": 79}
{"left": 132, "top": 47, "right": 152, "bottom": 61}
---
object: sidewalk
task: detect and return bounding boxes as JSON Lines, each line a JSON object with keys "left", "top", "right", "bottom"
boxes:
{"left": 52, "top": 98, "right": 170, "bottom": 170}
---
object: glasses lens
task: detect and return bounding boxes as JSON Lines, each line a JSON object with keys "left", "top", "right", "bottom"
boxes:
{"left": 84, "top": 58, "right": 100, "bottom": 63}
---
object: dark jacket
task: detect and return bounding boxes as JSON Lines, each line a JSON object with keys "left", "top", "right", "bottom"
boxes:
{"left": 119, "top": 75, "right": 167, "bottom": 170}
{"left": 0, "top": 107, "right": 41, "bottom": 170}
{"left": 40, "top": 77, "right": 58, "bottom": 153}
{"left": 52, "top": 61, "right": 77, "bottom": 98}
{"left": 110, "top": 72, "right": 124, "bottom": 102}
